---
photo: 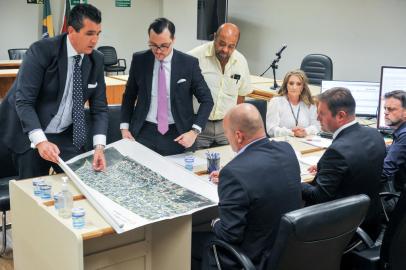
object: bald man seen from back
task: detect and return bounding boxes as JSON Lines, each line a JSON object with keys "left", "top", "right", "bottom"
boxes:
{"left": 192, "top": 104, "right": 301, "bottom": 270}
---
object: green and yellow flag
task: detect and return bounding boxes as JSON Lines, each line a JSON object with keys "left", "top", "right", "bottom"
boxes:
{"left": 42, "top": 0, "right": 54, "bottom": 38}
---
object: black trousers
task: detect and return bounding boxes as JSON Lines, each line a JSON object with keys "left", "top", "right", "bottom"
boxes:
{"left": 136, "top": 121, "right": 186, "bottom": 156}
{"left": 13, "top": 126, "right": 84, "bottom": 179}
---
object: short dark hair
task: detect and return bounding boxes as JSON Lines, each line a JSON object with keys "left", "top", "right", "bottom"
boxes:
{"left": 68, "top": 4, "right": 101, "bottom": 32}
{"left": 384, "top": 90, "right": 406, "bottom": 109}
{"left": 148, "top": 17, "right": 175, "bottom": 39}
{"left": 318, "top": 87, "right": 356, "bottom": 116}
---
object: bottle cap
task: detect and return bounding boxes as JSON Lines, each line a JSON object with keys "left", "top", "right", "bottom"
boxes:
{"left": 72, "top": 207, "right": 85, "bottom": 217}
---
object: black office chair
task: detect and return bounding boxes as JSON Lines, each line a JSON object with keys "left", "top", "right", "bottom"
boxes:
{"left": 0, "top": 140, "right": 18, "bottom": 258}
{"left": 300, "top": 54, "right": 333, "bottom": 86}
{"left": 210, "top": 195, "right": 370, "bottom": 270}
{"left": 346, "top": 188, "right": 406, "bottom": 270}
{"left": 97, "top": 46, "right": 126, "bottom": 75}
{"left": 244, "top": 99, "right": 268, "bottom": 136}
{"left": 8, "top": 48, "right": 28, "bottom": 60}
{"left": 84, "top": 105, "right": 122, "bottom": 151}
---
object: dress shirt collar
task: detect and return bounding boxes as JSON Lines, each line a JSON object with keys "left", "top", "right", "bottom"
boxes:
{"left": 205, "top": 41, "right": 237, "bottom": 66}
{"left": 155, "top": 49, "right": 174, "bottom": 64}
{"left": 333, "top": 119, "right": 357, "bottom": 139}
{"left": 66, "top": 35, "right": 84, "bottom": 60}
{"left": 236, "top": 136, "right": 267, "bottom": 156}
{"left": 394, "top": 121, "right": 406, "bottom": 140}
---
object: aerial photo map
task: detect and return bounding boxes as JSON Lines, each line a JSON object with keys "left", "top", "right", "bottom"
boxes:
{"left": 68, "top": 147, "right": 214, "bottom": 220}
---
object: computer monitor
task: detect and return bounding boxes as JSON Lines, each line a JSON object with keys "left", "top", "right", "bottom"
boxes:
{"left": 321, "top": 80, "right": 380, "bottom": 117}
{"left": 377, "top": 66, "right": 406, "bottom": 130}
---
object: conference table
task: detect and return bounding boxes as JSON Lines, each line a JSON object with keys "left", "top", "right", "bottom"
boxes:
{"left": 0, "top": 59, "right": 22, "bottom": 69}
{"left": 108, "top": 74, "right": 322, "bottom": 101}
{"left": 9, "top": 136, "right": 325, "bottom": 270}
{"left": 0, "top": 68, "right": 126, "bottom": 104}
{"left": 0, "top": 68, "right": 18, "bottom": 99}
{"left": 248, "top": 75, "right": 321, "bottom": 100}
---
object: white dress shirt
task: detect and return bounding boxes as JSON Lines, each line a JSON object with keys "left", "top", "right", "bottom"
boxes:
{"left": 266, "top": 96, "right": 320, "bottom": 137}
{"left": 29, "top": 36, "right": 106, "bottom": 147}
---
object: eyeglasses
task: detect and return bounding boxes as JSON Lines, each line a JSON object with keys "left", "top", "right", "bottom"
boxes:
{"left": 148, "top": 42, "right": 172, "bottom": 51}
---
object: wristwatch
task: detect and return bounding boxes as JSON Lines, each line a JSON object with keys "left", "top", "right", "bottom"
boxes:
{"left": 94, "top": 144, "right": 105, "bottom": 151}
{"left": 191, "top": 127, "right": 201, "bottom": 135}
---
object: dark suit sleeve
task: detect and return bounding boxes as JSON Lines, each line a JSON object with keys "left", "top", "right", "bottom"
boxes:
{"left": 15, "top": 43, "right": 50, "bottom": 133}
{"left": 88, "top": 57, "right": 108, "bottom": 136}
{"left": 189, "top": 57, "right": 213, "bottom": 129}
{"left": 121, "top": 53, "right": 139, "bottom": 124}
{"left": 382, "top": 132, "right": 406, "bottom": 181}
{"left": 301, "top": 148, "right": 348, "bottom": 204}
{"left": 213, "top": 168, "right": 249, "bottom": 244}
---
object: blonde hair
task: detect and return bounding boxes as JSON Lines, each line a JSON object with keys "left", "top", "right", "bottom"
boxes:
{"left": 278, "top": 70, "right": 314, "bottom": 106}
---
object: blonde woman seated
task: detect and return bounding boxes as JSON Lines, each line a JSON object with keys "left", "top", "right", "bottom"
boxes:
{"left": 266, "top": 70, "right": 320, "bottom": 137}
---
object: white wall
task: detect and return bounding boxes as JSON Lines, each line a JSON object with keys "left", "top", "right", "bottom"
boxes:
{"left": 1, "top": 0, "right": 405, "bottom": 82}
{"left": 0, "top": 0, "right": 161, "bottom": 67}
{"left": 227, "top": 0, "right": 406, "bottom": 82}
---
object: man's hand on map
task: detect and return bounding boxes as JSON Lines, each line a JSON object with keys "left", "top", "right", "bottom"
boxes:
{"left": 121, "top": 129, "right": 135, "bottom": 140}
{"left": 37, "top": 141, "right": 60, "bottom": 164}
{"left": 93, "top": 148, "right": 106, "bottom": 171}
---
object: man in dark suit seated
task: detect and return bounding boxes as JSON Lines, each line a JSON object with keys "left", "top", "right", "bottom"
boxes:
{"left": 192, "top": 103, "right": 302, "bottom": 270}
{"left": 0, "top": 4, "right": 108, "bottom": 179}
{"left": 381, "top": 90, "right": 406, "bottom": 191}
{"left": 302, "top": 87, "right": 386, "bottom": 238}
{"left": 120, "top": 18, "right": 214, "bottom": 156}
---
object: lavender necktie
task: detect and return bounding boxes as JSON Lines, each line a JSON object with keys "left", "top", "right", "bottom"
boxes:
{"left": 157, "top": 61, "right": 169, "bottom": 135}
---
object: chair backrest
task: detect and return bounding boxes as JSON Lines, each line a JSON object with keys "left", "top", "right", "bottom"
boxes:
{"left": 8, "top": 48, "right": 28, "bottom": 60}
{"left": 380, "top": 188, "right": 406, "bottom": 270}
{"left": 97, "top": 46, "right": 118, "bottom": 66}
{"left": 266, "top": 195, "right": 370, "bottom": 270}
{"left": 84, "top": 105, "right": 122, "bottom": 151}
{"left": 244, "top": 99, "right": 268, "bottom": 135}
{"left": 0, "top": 140, "right": 17, "bottom": 179}
{"left": 300, "top": 54, "right": 333, "bottom": 86}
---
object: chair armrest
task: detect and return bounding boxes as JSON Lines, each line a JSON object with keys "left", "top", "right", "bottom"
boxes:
{"left": 355, "top": 227, "right": 375, "bottom": 248}
{"left": 379, "top": 191, "right": 400, "bottom": 200}
{"left": 118, "top": 58, "right": 126, "bottom": 68}
{"left": 210, "top": 239, "right": 256, "bottom": 270}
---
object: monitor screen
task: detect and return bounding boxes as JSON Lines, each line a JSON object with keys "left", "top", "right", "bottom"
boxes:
{"left": 377, "top": 66, "right": 406, "bottom": 130}
{"left": 321, "top": 80, "right": 380, "bottom": 117}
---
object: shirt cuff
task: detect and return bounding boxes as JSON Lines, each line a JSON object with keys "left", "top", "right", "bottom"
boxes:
{"left": 120, "top": 123, "right": 130, "bottom": 130}
{"left": 93, "top": 134, "right": 106, "bottom": 146}
{"left": 28, "top": 129, "right": 48, "bottom": 147}
{"left": 192, "top": 124, "right": 202, "bottom": 133}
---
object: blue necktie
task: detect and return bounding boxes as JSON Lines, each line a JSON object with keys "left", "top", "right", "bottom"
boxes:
{"left": 72, "top": 55, "right": 86, "bottom": 149}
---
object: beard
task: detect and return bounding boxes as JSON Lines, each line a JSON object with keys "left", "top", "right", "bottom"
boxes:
{"left": 385, "top": 118, "right": 403, "bottom": 127}
{"left": 215, "top": 51, "right": 230, "bottom": 63}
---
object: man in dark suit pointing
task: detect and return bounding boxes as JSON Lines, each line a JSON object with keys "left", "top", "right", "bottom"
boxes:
{"left": 0, "top": 4, "right": 108, "bottom": 178}
{"left": 120, "top": 17, "right": 213, "bottom": 155}
{"left": 192, "top": 103, "right": 302, "bottom": 269}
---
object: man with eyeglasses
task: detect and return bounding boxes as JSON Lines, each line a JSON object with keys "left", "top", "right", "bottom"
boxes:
{"left": 381, "top": 90, "right": 406, "bottom": 192}
{"left": 120, "top": 17, "right": 213, "bottom": 156}
{"left": 189, "top": 23, "right": 252, "bottom": 149}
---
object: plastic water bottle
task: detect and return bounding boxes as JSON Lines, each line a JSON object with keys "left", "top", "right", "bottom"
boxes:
{"left": 58, "top": 177, "right": 73, "bottom": 219}
{"left": 72, "top": 207, "right": 86, "bottom": 229}
{"left": 184, "top": 156, "right": 195, "bottom": 171}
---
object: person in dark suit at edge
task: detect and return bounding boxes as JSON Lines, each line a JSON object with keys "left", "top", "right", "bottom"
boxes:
{"left": 302, "top": 87, "right": 386, "bottom": 239}
{"left": 0, "top": 4, "right": 108, "bottom": 179}
{"left": 120, "top": 18, "right": 214, "bottom": 156}
{"left": 192, "top": 103, "right": 302, "bottom": 270}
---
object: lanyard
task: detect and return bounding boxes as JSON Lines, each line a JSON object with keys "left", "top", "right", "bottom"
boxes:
{"left": 288, "top": 100, "right": 300, "bottom": 126}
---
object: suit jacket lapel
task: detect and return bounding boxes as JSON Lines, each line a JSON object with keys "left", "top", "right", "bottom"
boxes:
{"left": 170, "top": 50, "right": 179, "bottom": 104}
{"left": 57, "top": 35, "right": 68, "bottom": 104}
{"left": 145, "top": 51, "right": 154, "bottom": 104}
